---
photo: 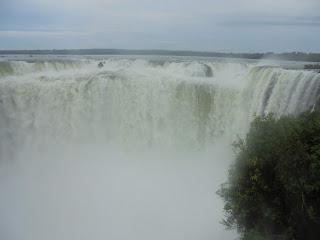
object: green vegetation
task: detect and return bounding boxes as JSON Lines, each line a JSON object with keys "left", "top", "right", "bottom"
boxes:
{"left": 218, "top": 111, "right": 320, "bottom": 240}
{"left": 1, "top": 49, "right": 320, "bottom": 62}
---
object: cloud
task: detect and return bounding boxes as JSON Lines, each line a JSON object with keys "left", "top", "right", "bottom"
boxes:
{"left": 1, "top": 0, "right": 320, "bottom": 51}
{"left": 0, "top": 30, "right": 90, "bottom": 38}
{"left": 220, "top": 17, "right": 320, "bottom": 27}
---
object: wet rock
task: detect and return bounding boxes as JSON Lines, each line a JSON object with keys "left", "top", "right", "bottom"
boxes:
{"left": 304, "top": 64, "right": 320, "bottom": 70}
{"left": 203, "top": 64, "right": 213, "bottom": 77}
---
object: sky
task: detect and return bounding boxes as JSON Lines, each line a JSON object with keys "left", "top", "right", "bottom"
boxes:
{"left": 0, "top": 0, "right": 320, "bottom": 52}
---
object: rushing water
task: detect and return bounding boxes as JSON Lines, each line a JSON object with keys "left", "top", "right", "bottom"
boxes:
{"left": 0, "top": 56, "right": 319, "bottom": 240}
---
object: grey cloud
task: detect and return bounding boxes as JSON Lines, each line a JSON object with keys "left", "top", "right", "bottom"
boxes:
{"left": 221, "top": 19, "right": 320, "bottom": 27}
{"left": 1, "top": 0, "right": 320, "bottom": 51}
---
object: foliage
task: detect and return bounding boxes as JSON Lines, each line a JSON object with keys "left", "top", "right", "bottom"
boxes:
{"left": 218, "top": 110, "right": 320, "bottom": 240}
{"left": 1, "top": 50, "right": 320, "bottom": 62}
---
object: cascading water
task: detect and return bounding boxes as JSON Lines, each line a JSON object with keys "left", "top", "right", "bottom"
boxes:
{"left": 0, "top": 56, "right": 319, "bottom": 240}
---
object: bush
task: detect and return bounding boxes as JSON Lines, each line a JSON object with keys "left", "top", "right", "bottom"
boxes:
{"left": 218, "top": 111, "right": 320, "bottom": 240}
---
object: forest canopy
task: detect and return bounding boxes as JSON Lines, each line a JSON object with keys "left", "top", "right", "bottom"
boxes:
{"left": 1, "top": 50, "right": 320, "bottom": 63}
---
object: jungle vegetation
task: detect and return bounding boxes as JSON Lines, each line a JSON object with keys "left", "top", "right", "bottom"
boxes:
{"left": 218, "top": 110, "right": 320, "bottom": 240}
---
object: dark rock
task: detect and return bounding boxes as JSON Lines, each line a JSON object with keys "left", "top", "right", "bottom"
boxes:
{"left": 304, "top": 64, "right": 320, "bottom": 70}
{"left": 203, "top": 64, "right": 213, "bottom": 77}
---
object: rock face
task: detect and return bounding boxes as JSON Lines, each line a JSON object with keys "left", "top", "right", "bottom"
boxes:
{"left": 203, "top": 64, "right": 213, "bottom": 77}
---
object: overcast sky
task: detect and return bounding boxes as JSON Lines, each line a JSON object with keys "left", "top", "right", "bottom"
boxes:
{"left": 0, "top": 0, "right": 320, "bottom": 52}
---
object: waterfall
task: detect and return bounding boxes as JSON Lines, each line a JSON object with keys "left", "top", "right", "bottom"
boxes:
{"left": 0, "top": 58, "right": 319, "bottom": 154}
{"left": 0, "top": 57, "right": 319, "bottom": 240}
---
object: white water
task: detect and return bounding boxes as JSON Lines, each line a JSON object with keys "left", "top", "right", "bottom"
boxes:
{"left": 0, "top": 57, "right": 319, "bottom": 240}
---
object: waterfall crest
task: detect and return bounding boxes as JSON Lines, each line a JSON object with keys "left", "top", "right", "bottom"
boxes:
{"left": 0, "top": 58, "right": 319, "bottom": 155}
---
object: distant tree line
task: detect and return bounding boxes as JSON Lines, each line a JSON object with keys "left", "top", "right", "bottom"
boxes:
{"left": 1, "top": 49, "right": 320, "bottom": 62}
{"left": 218, "top": 110, "right": 320, "bottom": 240}
{"left": 304, "top": 64, "right": 320, "bottom": 70}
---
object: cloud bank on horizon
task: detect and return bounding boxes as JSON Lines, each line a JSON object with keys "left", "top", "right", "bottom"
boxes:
{"left": 0, "top": 0, "right": 319, "bottom": 52}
